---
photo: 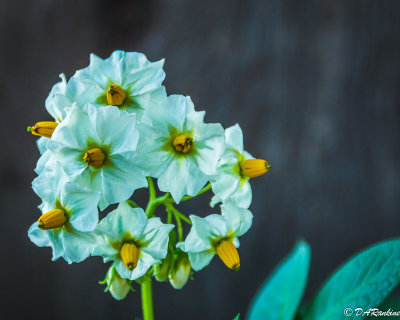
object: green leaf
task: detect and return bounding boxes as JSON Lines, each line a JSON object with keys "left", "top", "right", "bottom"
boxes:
{"left": 247, "top": 240, "right": 311, "bottom": 320}
{"left": 302, "top": 239, "right": 400, "bottom": 320}
{"left": 233, "top": 313, "right": 240, "bottom": 320}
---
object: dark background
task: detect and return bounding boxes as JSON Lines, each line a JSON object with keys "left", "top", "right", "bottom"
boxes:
{"left": 1, "top": 1, "right": 400, "bottom": 319}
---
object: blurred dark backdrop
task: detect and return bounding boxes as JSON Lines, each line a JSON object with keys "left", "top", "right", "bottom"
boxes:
{"left": 1, "top": 1, "right": 400, "bottom": 319}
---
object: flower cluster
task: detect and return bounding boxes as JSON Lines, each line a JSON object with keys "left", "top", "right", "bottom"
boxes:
{"left": 28, "top": 51, "right": 271, "bottom": 300}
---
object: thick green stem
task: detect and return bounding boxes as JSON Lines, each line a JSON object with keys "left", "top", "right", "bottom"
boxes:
{"left": 141, "top": 277, "right": 154, "bottom": 320}
{"left": 145, "top": 192, "right": 170, "bottom": 217}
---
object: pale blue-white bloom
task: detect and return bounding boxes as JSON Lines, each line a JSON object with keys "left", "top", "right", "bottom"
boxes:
{"left": 93, "top": 202, "right": 174, "bottom": 280}
{"left": 47, "top": 103, "right": 147, "bottom": 210}
{"left": 68, "top": 50, "right": 166, "bottom": 120}
{"left": 137, "top": 95, "right": 225, "bottom": 202}
{"left": 28, "top": 165, "right": 100, "bottom": 263}
{"left": 45, "top": 73, "right": 75, "bottom": 122}
{"left": 35, "top": 74, "right": 75, "bottom": 172}
{"left": 178, "top": 201, "right": 253, "bottom": 271}
{"left": 210, "top": 124, "right": 254, "bottom": 209}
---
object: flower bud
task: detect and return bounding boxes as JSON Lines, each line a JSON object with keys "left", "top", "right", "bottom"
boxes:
{"left": 106, "top": 84, "right": 126, "bottom": 106}
{"left": 216, "top": 240, "right": 240, "bottom": 271}
{"left": 169, "top": 252, "right": 191, "bottom": 289}
{"left": 27, "top": 121, "right": 58, "bottom": 138}
{"left": 154, "top": 252, "right": 173, "bottom": 282}
{"left": 241, "top": 159, "right": 271, "bottom": 178}
{"left": 84, "top": 148, "right": 105, "bottom": 167}
{"left": 38, "top": 209, "right": 66, "bottom": 230}
{"left": 100, "top": 266, "right": 133, "bottom": 301}
{"left": 120, "top": 243, "right": 140, "bottom": 270}
{"left": 173, "top": 135, "right": 193, "bottom": 153}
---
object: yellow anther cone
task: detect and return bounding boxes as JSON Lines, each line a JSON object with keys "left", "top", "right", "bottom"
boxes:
{"left": 216, "top": 240, "right": 240, "bottom": 271}
{"left": 120, "top": 243, "right": 140, "bottom": 271}
{"left": 106, "top": 84, "right": 126, "bottom": 106}
{"left": 84, "top": 148, "right": 105, "bottom": 167}
{"left": 27, "top": 121, "right": 58, "bottom": 138}
{"left": 173, "top": 135, "right": 193, "bottom": 153}
{"left": 241, "top": 159, "right": 271, "bottom": 178}
{"left": 38, "top": 209, "right": 66, "bottom": 230}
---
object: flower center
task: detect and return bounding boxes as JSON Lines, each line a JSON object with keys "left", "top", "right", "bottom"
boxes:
{"left": 216, "top": 240, "right": 240, "bottom": 271}
{"left": 38, "top": 209, "right": 66, "bottom": 230}
{"left": 106, "top": 84, "right": 126, "bottom": 106}
{"left": 120, "top": 243, "right": 140, "bottom": 271}
{"left": 84, "top": 148, "right": 105, "bottom": 167}
{"left": 240, "top": 159, "right": 271, "bottom": 178}
{"left": 27, "top": 121, "right": 58, "bottom": 138}
{"left": 173, "top": 135, "right": 193, "bottom": 153}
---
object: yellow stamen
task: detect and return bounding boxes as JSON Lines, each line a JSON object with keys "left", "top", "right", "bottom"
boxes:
{"left": 106, "top": 84, "right": 126, "bottom": 106}
{"left": 241, "top": 159, "right": 271, "bottom": 178}
{"left": 38, "top": 209, "right": 66, "bottom": 230}
{"left": 216, "top": 240, "right": 240, "bottom": 271}
{"left": 84, "top": 148, "right": 105, "bottom": 167}
{"left": 27, "top": 121, "right": 58, "bottom": 138}
{"left": 120, "top": 243, "right": 140, "bottom": 271}
{"left": 173, "top": 135, "right": 193, "bottom": 153}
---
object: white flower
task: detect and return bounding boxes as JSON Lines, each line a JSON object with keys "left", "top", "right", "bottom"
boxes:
{"left": 178, "top": 201, "right": 253, "bottom": 271}
{"left": 45, "top": 73, "right": 75, "bottom": 122}
{"left": 210, "top": 124, "right": 270, "bottom": 209}
{"left": 28, "top": 166, "right": 100, "bottom": 263}
{"left": 93, "top": 202, "right": 174, "bottom": 280}
{"left": 137, "top": 95, "right": 225, "bottom": 202}
{"left": 47, "top": 103, "right": 147, "bottom": 210}
{"left": 68, "top": 50, "right": 166, "bottom": 120}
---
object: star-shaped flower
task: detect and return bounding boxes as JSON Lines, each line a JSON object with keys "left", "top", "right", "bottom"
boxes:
{"left": 93, "top": 202, "right": 174, "bottom": 280}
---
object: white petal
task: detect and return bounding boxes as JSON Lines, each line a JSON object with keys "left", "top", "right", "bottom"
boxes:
{"left": 28, "top": 223, "right": 65, "bottom": 261}
{"left": 221, "top": 201, "right": 253, "bottom": 237}
{"left": 230, "top": 180, "right": 252, "bottom": 209}
{"left": 49, "top": 104, "right": 95, "bottom": 151}
{"left": 85, "top": 104, "right": 138, "bottom": 154}
{"left": 225, "top": 124, "right": 244, "bottom": 152}
{"left": 97, "top": 203, "right": 148, "bottom": 240}
{"left": 192, "top": 122, "right": 225, "bottom": 175}
{"left": 210, "top": 172, "right": 240, "bottom": 203}
{"left": 158, "top": 157, "right": 208, "bottom": 203}
{"left": 61, "top": 228, "right": 97, "bottom": 263}
{"left": 140, "top": 218, "right": 174, "bottom": 259}
{"left": 188, "top": 251, "right": 215, "bottom": 271}
{"left": 61, "top": 182, "right": 100, "bottom": 232}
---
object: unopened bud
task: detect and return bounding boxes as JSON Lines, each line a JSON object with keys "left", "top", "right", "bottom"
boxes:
{"left": 169, "top": 252, "right": 191, "bottom": 289}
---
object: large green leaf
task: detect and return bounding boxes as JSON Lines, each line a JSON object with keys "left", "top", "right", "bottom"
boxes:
{"left": 302, "top": 239, "right": 400, "bottom": 320}
{"left": 247, "top": 241, "right": 311, "bottom": 320}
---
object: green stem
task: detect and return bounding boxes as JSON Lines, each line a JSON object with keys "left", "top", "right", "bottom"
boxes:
{"left": 147, "top": 177, "right": 156, "bottom": 202}
{"left": 179, "top": 184, "right": 212, "bottom": 202}
{"left": 141, "top": 277, "right": 154, "bottom": 320}
{"left": 165, "top": 203, "right": 192, "bottom": 225}
{"left": 145, "top": 192, "right": 170, "bottom": 218}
